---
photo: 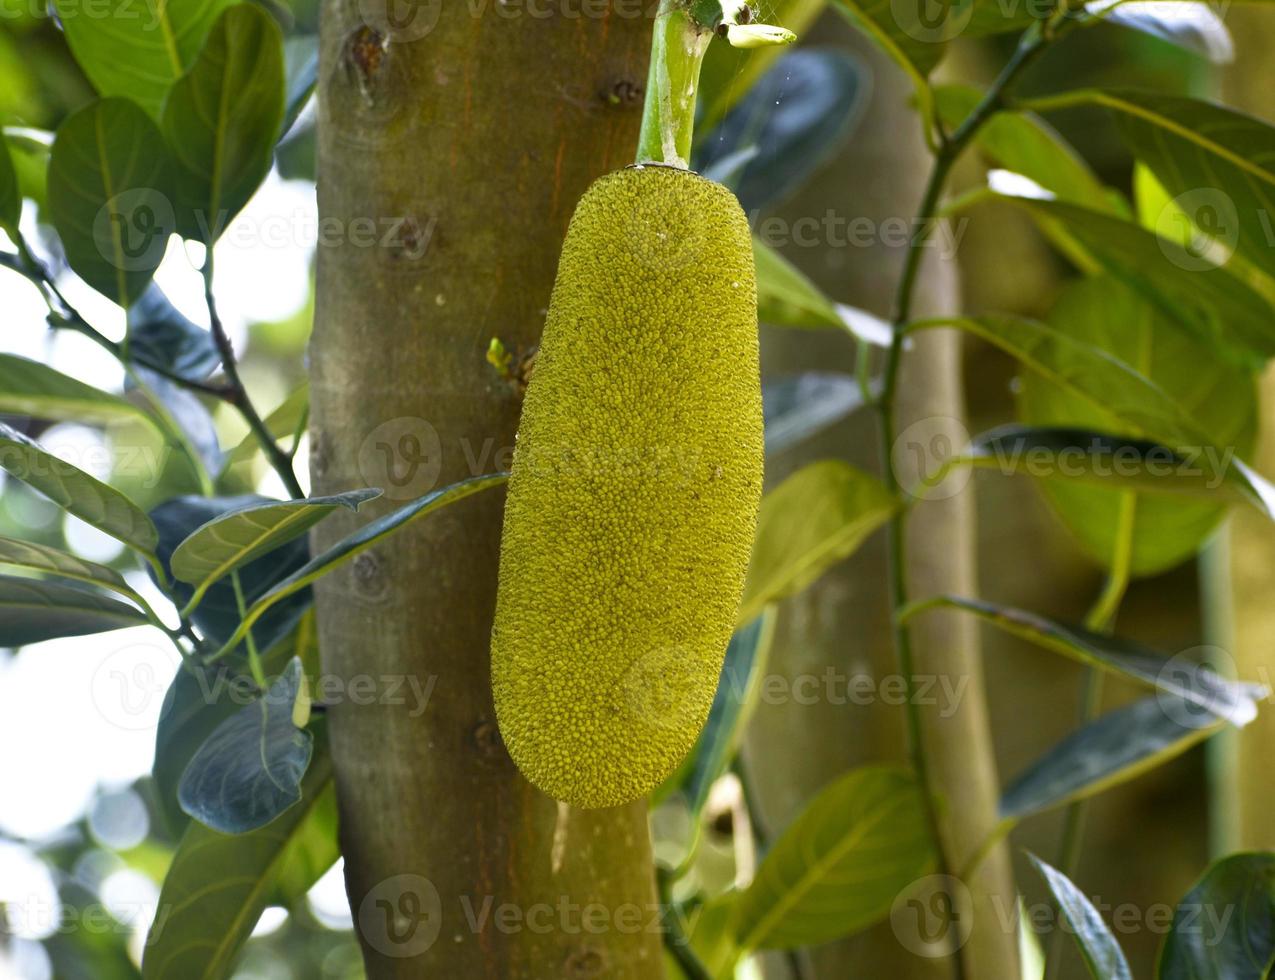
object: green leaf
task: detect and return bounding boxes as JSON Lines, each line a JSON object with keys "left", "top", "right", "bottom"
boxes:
{"left": 223, "top": 382, "right": 308, "bottom": 469}
{"left": 763, "top": 372, "right": 866, "bottom": 456}
{"left": 143, "top": 728, "right": 333, "bottom": 980}
{"left": 1157, "top": 853, "right": 1275, "bottom": 980}
{"left": 1027, "top": 90, "right": 1275, "bottom": 281}
{"left": 215, "top": 473, "right": 508, "bottom": 656}
{"left": 1015, "top": 276, "right": 1257, "bottom": 576}
{"left": 5, "top": 129, "right": 51, "bottom": 214}
{"left": 178, "top": 658, "right": 313, "bottom": 834}
{"left": 905, "top": 595, "right": 1266, "bottom": 726}
{"left": 53, "top": 0, "right": 237, "bottom": 118}
{"left": 154, "top": 613, "right": 315, "bottom": 835}
{"left": 0, "top": 575, "right": 148, "bottom": 645}
{"left": 0, "top": 534, "right": 136, "bottom": 600}
{"left": 171, "top": 489, "right": 380, "bottom": 609}
{"left": 738, "top": 460, "right": 895, "bottom": 624}
{"left": 282, "top": 35, "right": 318, "bottom": 136}
{"left": 48, "top": 98, "right": 174, "bottom": 307}
{"left": 0, "top": 422, "right": 160, "bottom": 557}
{"left": 755, "top": 238, "right": 846, "bottom": 330}
{"left": 955, "top": 425, "right": 1275, "bottom": 518}
{"left": 1027, "top": 853, "right": 1133, "bottom": 980}
{"left": 998, "top": 194, "right": 1275, "bottom": 362}
{"left": 934, "top": 85, "right": 1122, "bottom": 214}
{"left": 682, "top": 609, "right": 778, "bottom": 818}
{"left": 0, "top": 353, "right": 159, "bottom": 429}
{"left": 162, "top": 4, "right": 285, "bottom": 243}
{"left": 1097, "top": 4, "right": 1232, "bottom": 62}
{"left": 1001, "top": 695, "right": 1223, "bottom": 822}
{"left": 0, "top": 134, "right": 18, "bottom": 233}
{"left": 731, "top": 765, "right": 933, "bottom": 951}
{"left": 830, "top": 0, "right": 953, "bottom": 113}
{"left": 127, "top": 283, "right": 221, "bottom": 382}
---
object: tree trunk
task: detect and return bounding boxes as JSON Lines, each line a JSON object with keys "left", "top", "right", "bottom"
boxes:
{"left": 309, "top": 7, "right": 661, "bottom": 978}
{"left": 1221, "top": 10, "right": 1275, "bottom": 853}
{"left": 743, "top": 15, "right": 1018, "bottom": 979}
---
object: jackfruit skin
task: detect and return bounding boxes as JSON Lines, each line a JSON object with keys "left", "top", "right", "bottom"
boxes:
{"left": 491, "top": 165, "right": 763, "bottom": 809}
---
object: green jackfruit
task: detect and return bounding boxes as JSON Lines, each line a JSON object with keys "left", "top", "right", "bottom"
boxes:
{"left": 491, "top": 165, "right": 764, "bottom": 809}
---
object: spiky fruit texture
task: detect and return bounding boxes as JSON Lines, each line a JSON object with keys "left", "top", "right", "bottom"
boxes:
{"left": 491, "top": 165, "right": 764, "bottom": 809}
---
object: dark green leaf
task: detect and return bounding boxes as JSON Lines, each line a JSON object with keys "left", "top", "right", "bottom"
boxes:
{"left": 1016, "top": 276, "right": 1257, "bottom": 576}
{"left": 172, "top": 489, "right": 380, "bottom": 607}
{"left": 53, "top": 0, "right": 237, "bottom": 118}
{"left": 216, "top": 474, "right": 508, "bottom": 656}
{"left": 6, "top": 129, "right": 51, "bottom": 214}
{"left": 1098, "top": 4, "right": 1232, "bottom": 62}
{"left": 0, "top": 534, "right": 136, "bottom": 599}
{"left": 154, "top": 612, "right": 315, "bottom": 835}
{"left": 763, "top": 372, "right": 866, "bottom": 456}
{"left": 0, "top": 575, "right": 147, "bottom": 645}
{"left": 694, "top": 49, "right": 863, "bottom": 213}
{"left": 682, "top": 609, "right": 777, "bottom": 817}
{"left": 282, "top": 35, "right": 318, "bottom": 136}
{"left": 906, "top": 595, "right": 1265, "bottom": 726}
{"left": 1158, "top": 853, "right": 1275, "bottom": 980}
{"left": 0, "top": 352, "right": 158, "bottom": 428}
{"left": 0, "top": 134, "right": 18, "bottom": 233}
{"left": 958, "top": 425, "right": 1275, "bottom": 519}
{"left": 1029, "top": 90, "right": 1275, "bottom": 280}
{"left": 739, "top": 460, "right": 894, "bottom": 623}
{"left": 731, "top": 765, "right": 933, "bottom": 950}
{"left": 144, "top": 727, "right": 333, "bottom": 980}
{"left": 179, "top": 658, "right": 313, "bottom": 833}
{"left": 998, "top": 194, "right": 1275, "bottom": 362}
{"left": 128, "top": 282, "right": 220, "bottom": 381}
{"left": 1001, "top": 695, "right": 1222, "bottom": 822}
{"left": 151, "top": 494, "right": 313, "bottom": 651}
{"left": 162, "top": 4, "right": 285, "bottom": 242}
{"left": 830, "top": 0, "right": 954, "bottom": 101}
{"left": 1028, "top": 853, "right": 1133, "bottom": 980}
{"left": 48, "top": 98, "right": 174, "bottom": 307}
{"left": 0, "top": 421, "right": 160, "bottom": 556}
{"left": 935, "top": 85, "right": 1122, "bottom": 214}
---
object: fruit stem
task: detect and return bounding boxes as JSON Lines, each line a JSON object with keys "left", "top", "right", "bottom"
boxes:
{"left": 634, "top": 2, "right": 794, "bottom": 168}
{"left": 636, "top": 1, "right": 715, "bottom": 168}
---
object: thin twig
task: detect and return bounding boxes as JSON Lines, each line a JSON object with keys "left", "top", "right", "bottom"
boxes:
{"left": 201, "top": 254, "right": 305, "bottom": 499}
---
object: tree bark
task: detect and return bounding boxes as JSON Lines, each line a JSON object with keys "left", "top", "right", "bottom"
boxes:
{"left": 742, "top": 15, "right": 1018, "bottom": 979}
{"left": 1220, "top": 12, "right": 1275, "bottom": 853}
{"left": 310, "top": 7, "right": 661, "bottom": 978}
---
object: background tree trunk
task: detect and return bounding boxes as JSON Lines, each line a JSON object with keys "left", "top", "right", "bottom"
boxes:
{"left": 309, "top": 7, "right": 662, "bottom": 978}
{"left": 743, "top": 15, "right": 1019, "bottom": 979}
{"left": 1220, "top": 13, "right": 1275, "bottom": 853}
